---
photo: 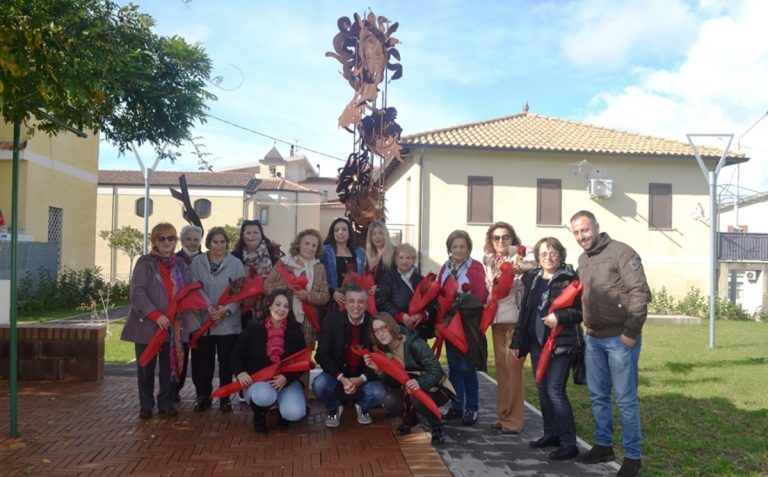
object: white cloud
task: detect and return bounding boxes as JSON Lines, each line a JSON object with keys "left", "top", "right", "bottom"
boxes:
{"left": 562, "top": 0, "right": 699, "bottom": 69}
{"left": 586, "top": 0, "right": 768, "bottom": 192}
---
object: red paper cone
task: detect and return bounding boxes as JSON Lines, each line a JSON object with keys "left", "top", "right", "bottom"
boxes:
{"left": 435, "top": 312, "right": 468, "bottom": 354}
{"left": 535, "top": 280, "right": 583, "bottom": 383}
{"left": 480, "top": 300, "right": 497, "bottom": 335}
{"left": 408, "top": 273, "right": 440, "bottom": 316}
{"left": 352, "top": 347, "right": 442, "bottom": 419}
{"left": 139, "top": 329, "right": 168, "bottom": 367}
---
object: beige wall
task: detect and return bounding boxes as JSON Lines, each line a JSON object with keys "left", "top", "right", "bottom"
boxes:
{"left": 246, "top": 191, "right": 320, "bottom": 249}
{"left": 96, "top": 186, "right": 322, "bottom": 280}
{"left": 96, "top": 186, "right": 247, "bottom": 281}
{"left": 387, "top": 147, "right": 720, "bottom": 298}
{"left": 1, "top": 124, "right": 98, "bottom": 270}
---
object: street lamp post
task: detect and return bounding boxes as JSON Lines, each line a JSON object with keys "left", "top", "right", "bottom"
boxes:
{"left": 687, "top": 134, "right": 733, "bottom": 349}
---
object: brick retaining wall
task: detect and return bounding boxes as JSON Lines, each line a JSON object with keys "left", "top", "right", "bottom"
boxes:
{"left": 0, "top": 323, "right": 106, "bottom": 381}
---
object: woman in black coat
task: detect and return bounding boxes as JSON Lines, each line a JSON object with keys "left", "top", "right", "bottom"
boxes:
{"left": 231, "top": 289, "right": 307, "bottom": 433}
{"left": 511, "top": 237, "right": 583, "bottom": 461}
{"left": 375, "top": 243, "right": 436, "bottom": 340}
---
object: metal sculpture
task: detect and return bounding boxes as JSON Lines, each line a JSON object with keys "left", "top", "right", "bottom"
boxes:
{"left": 327, "top": 11, "right": 404, "bottom": 231}
{"left": 169, "top": 174, "right": 203, "bottom": 232}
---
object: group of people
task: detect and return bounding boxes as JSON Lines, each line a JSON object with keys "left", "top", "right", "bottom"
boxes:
{"left": 122, "top": 211, "right": 650, "bottom": 477}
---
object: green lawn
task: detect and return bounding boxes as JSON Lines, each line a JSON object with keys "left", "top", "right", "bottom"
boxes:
{"left": 490, "top": 321, "right": 768, "bottom": 476}
{"left": 105, "top": 320, "right": 134, "bottom": 364}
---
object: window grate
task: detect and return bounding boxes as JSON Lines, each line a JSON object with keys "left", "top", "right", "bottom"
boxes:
{"left": 48, "top": 206, "right": 63, "bottom": 269}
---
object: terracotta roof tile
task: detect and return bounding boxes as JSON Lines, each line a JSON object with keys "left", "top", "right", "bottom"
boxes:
{"left": 321, "top": 201, "right": 346, "bottom": 209}
{"left": 248, "top": 178, "right": 319, "bottom": 193}
{"left": 98, "top": 170, "right": 254, "bottom": 187}
{"left": 401, "top": 113, "right": 746, "bottom": 160}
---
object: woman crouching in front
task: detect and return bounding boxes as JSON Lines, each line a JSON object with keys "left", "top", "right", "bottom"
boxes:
{"left": 364, "top": 312, "right": 453, "bottom": 444}
{"left": 230, "top": 289, "right": 307, "bottom": 433}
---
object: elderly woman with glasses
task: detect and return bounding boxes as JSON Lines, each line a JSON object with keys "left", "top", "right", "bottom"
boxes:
{"left": 190, "top": 226, "right": 246, "bottom": 414}
{"left": 173, "top": 224, "right": 203, "bottom": 403}
{"left": 375, "top": 243, "right": 436, "bottom": 340}
{"left": 511, "top": 237, "right": 583, "bottom": 461}
{"left": 438, "top": 229, "right": 488, "bottom": 426}
{"left": 482, "top": 222, "right": 535, "bottom": 434}
{"left": 122, "top": 223, "right": 188, "bottom": 419}
{"left": 363, "top": 313, "right": 453, "bottom": 444}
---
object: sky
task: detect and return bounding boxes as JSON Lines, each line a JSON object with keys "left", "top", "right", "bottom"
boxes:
{"left": 101, "top": 0, "right": 768, "bottom": 196}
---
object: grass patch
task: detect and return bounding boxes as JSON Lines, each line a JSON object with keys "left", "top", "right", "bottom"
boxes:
{"left": 105, "top": 320, "right": 134, "bottom": 364}
{"left": 494, "top": 321, "right": 768, "bottom": 476}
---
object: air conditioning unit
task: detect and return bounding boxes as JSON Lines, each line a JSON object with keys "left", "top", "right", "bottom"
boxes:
{"left": 745, "top": 270, "right": 759, "bottom": 282}
{"left": 587, "top": 178, "right": 613, "bottom": 198}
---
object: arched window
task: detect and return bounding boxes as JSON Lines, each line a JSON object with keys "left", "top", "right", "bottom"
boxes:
{"left": 135, "top": 198, "right": 153, "bottom": 218}
{"left": 259, "top": 207, "right": 269, "bottom": 225}
{"left": 194, "top": 198, "right": 212, "bottom": 219}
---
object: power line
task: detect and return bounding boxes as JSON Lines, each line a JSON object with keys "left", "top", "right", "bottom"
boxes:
{"left": 206, "top": 113, "right": 348, "bottom": 162}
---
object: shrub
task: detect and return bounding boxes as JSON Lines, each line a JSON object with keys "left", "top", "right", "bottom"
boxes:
{"left": 16, "top": 266, "right": 124, "bottom": 315}
{"left": 649, "top": 287, "right": 676, "bottom": 315}
{"left": 676, "top": 286, "right": 707, "bottom": 317}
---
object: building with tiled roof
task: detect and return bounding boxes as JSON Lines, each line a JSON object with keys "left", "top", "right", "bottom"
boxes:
{"left": 96, "top": 165, "right": 321, "bottom": 281}
{"left": 384, "top": 107, "right": 748, "bottom": 299}
{"left": 1, "top": 120, "right": 100, "bottom": 324}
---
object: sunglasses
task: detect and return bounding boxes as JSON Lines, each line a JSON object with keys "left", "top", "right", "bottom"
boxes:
{"left": 242, "top": 220, "right": 261, "bottom": 226}
{"left": 157, "top": 235, "right": 177, "bottom": 243}
{"left": 491, "top": 234, "right": 511, "bottom": 242}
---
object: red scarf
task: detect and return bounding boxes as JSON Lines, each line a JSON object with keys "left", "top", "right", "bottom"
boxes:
{"left": 264, "top": 319, "right": 287, "bottom": 363}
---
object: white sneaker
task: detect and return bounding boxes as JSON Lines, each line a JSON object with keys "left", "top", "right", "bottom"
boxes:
{"left": 355, "top": 403, "right": 372, "bottom": 425}
{"left": 325, "top": 405, "right": 343, "bottom": 428}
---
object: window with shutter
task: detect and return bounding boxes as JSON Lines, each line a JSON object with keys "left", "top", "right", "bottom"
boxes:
{"left": 649, "top": 183, "right": 672, "bottom": 228}
{"left": 194, "top": 198, "right": 212, "bottom": 219}
{"left": 537, "top": 179, "right": 561, "bottom": 225}
{"left": 467, "top": 176, "right": 493, "bottom": 224}
{"left": 135, "top": 198, "right": 153, "bottom": 218}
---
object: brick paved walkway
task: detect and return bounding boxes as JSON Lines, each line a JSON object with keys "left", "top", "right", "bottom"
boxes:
{"left": 0, "top": 375, "right": 447, "bottom": 476}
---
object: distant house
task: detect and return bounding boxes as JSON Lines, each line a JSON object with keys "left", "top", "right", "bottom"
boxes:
{"left": 718, "top": 191, "right": 768, "bottom": 314}
{"left": 96, "top": 166, "right": 320, "bottom": 281}
{"left": 384, "top": 109, "right": 747, "bottom": 299}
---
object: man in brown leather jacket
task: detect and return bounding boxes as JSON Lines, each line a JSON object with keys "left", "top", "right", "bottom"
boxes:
{"left": 570, "top": 210, "right": 651, "bottom": 477}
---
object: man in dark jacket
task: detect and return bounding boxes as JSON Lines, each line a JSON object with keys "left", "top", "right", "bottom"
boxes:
{"left": 570, "top": 210, "right": 651, "bottom": 477}
{"left": 312, "top": 285, "right": 386, "bottom": 428}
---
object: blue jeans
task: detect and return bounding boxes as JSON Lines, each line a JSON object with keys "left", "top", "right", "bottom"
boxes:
{"left": 585, "top": 334, "right": 643, "bottom": 459}
{"left": 530, "top": 345, "right": 577, "bottom": 449}
{"left": 311, "top": 372, "right": 386, "bottom": 412}
{"left": 446, "top": 343, "right": 479, "bottom": 412}
{"left": 245, "top": 380, "right": 306, "bottom": 421}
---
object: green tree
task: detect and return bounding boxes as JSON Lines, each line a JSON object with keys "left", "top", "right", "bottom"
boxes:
{"left": 0, "top": 0, "right": 214, "bottom": 159}
{"left": 100, "top": 226, "right": 143, "bottom": 281}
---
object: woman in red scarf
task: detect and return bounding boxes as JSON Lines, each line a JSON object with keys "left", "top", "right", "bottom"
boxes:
{"left": 121, "top": 223, "right": 188, "bottom": 419}
{"left": 231, "top": 290, "right": 307, "bottom": 433}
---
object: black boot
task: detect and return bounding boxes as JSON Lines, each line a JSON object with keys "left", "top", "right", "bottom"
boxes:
{"left": 250, "top": 403, "right": 268, "bottom": 434}
{"left": 431, "top": 424, "right": 444, "bottom": 444}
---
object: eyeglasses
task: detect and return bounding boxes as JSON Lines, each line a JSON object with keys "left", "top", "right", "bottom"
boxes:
{"left": 491, "top": 234, "right": 511, "bottom": 242}
{"left": 372, "top": 326, "right": 389, "bottom": 335}
{"left": 538, "top": 251, "right": 560, "bottom": 259}
{"left": 157, "top": 236, "right": 177, "bottom": 243}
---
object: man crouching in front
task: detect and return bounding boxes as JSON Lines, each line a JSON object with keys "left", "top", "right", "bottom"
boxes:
{"left": 312, "top": 285, "right": 386, "bottom": 427}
